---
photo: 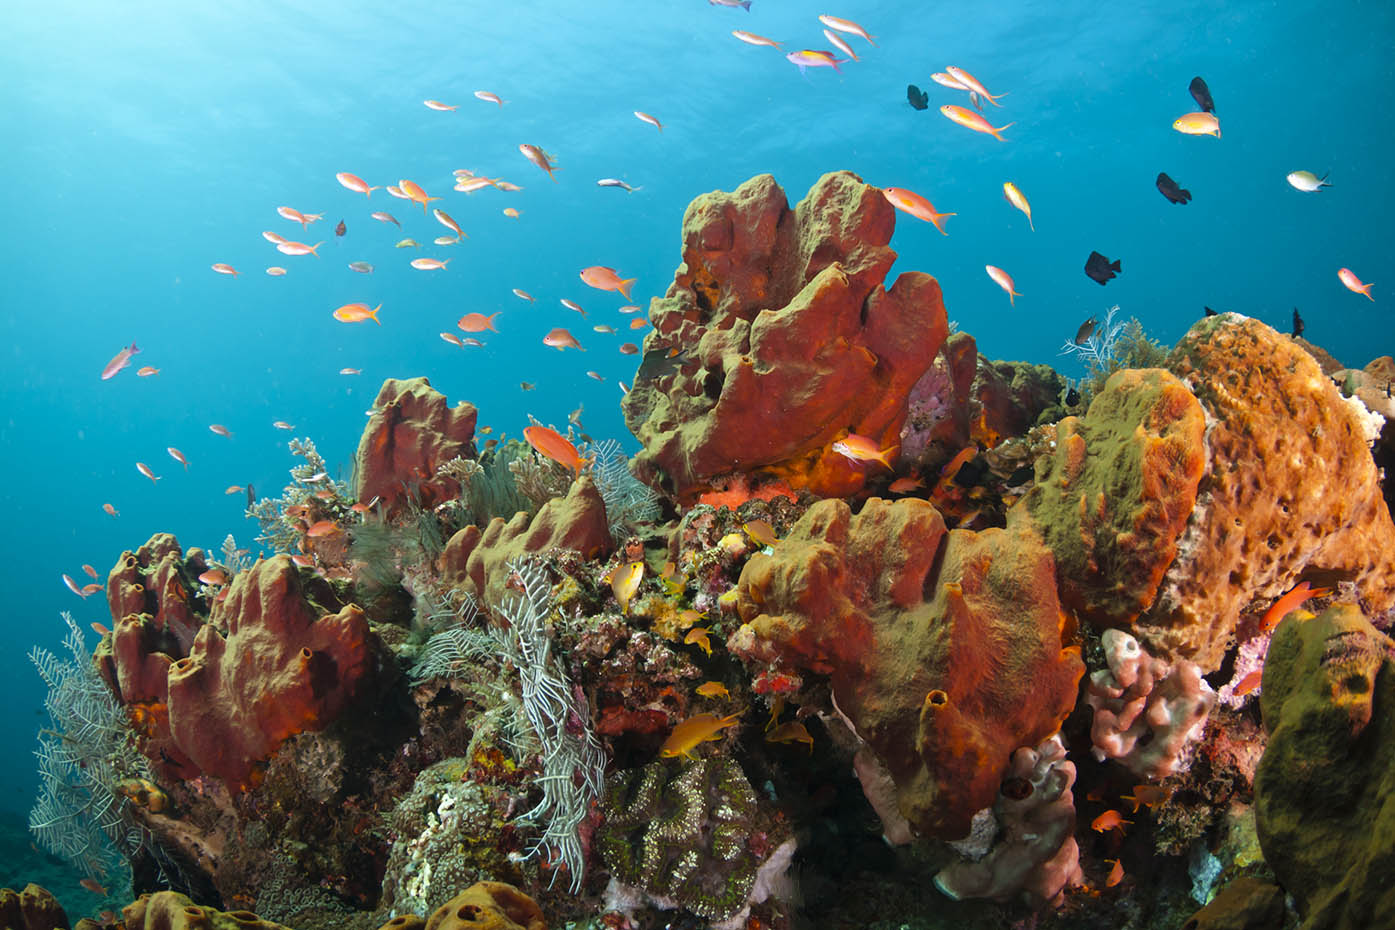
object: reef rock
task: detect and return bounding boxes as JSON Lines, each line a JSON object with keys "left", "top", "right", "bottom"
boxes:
{"left": 622, "top": 170, "right": 948, "bottom": 501}
{"left": 122, "top": 891, "right": 293, "bottom": 929}
{"left": 355, "top": 377, "right": 478, "bottom": 519}
{"left": 1255, "top": 603, "right": 1395, "bottom": 930}
{"left": 441, "top": 476, "right": 611, "bottom": 607}
{"left": 106, "top": 532, "right": 208, "bottom": 654}
{"left": 1141, "top": 314, "right": 1395, "bottom": 669}
{"left": 0, "top": 883, "right": 69, "bottom": 930}
{"left": 732, "top": 497, "right": 1084, "bottom": 839}
{"left": 1179, "top": 875, "right": 1286, "bottom": 930}
{"left": 1022, "top": 368, "right": 1206, "bottom": 628}
{"left": 166, "top": 554, "right": 379, "bottom": 788}
{"left": 377, "top": 882, "right": 545, "bottom": 930}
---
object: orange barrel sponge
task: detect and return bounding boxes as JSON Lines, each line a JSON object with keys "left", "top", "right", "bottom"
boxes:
{"left": 354, "top": 376, "right": 478, "bottom": 520}
{"left": 733, "top": 497, "right": 1084, "bottom": 840}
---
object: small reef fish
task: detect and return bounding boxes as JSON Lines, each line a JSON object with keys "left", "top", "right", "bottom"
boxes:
{"left": 1091, "top": 810, "right": 1132, "bottom": 834}
{"left": 1292, "top": 308, "right": 1305, "bottom": 338}
{"left": 831, "top": 433, "right": 895, "bottom": 469}
{"left": 209, "top": 424, "right": 232, "bottom": 436}
{"left": 945, "top": 66, "right": 1005, "bottom": 106}
{"left": 561, "top": 298, "right": 587, "bottom": 316}
{"left": 395, "top": 239, "right": 420, "bottom": 249}
{"left": 619, "top": 305, "right": 641, "bottom": 313}
{"left": 580, "top": 265, "right": 637, "bottom": 299}
{"left": 659, "top": 711, "right": 743, "bottom": 760}
{"left": 334, "top": 220, "right": 346, "bottom": 237}
{"left": 906, "top": 84, "right": 929, "bottom": 110}
{"left": 136, "top": 462, "right": 159, "bottom": 484}
{"left": 1287, "top": 170, "right": 1330, "bottom": 193}
{"left": 462, "top": 338, "right": 484, "bottom": 347}
{"left": 985, "top": 265, "right": 1021, "bottom": 305}
{"left": 276, "top": 206, "right": 321, "bottom": 228}
{"left": 276, "top": 240, "right": 322, "bottom": 257}
{"left": 262, "top": 231, "right": 288, "bottom": 244}
{"left": 103, "top": 503, "right": 119, "bottom": 517}
{"left": 336, "top": 172, "right": 378, "bottom": 196}
{"left": 822, "top": 29, "right": 859, "bottom": 62}
{"left": 709, "top": 0, "right": 752, "bottom": 9}
{"left": 634, "top": 111, "right": 662, "bottom": 131}
{"left": 79, "top": 878, "right": 107, "bottom": 897}
{"left": 1156, "top": 172, "right": 1192, "bottom": 204}
{"left": 399, "top": 179, "right": 441, "bottom": 214}
{"left": 266, "top": 266, "right": 287, "bottom": 276}
{"left": 1120, "top": 784, "right": 1172, "bottom": 812}
{"left": 881, "top": 187, "right": 954, "bottom": 234}
{"left": 225, "top": 485, "right": 244, "bottom": 494}
{"left": 197, "top": 568, "right": 228, "bottom": 585}
{"left": 1074, "top": 315, "right": 1099, "bottom": 346}
{"left": 1085, "top": 250, "right": 1122, "bottom": 285}
{"left": 423, "top": 99, "right": 458, "bottom": 111}
{"left": 82, "top": 564, "right": 98, "bottom": 579}
{"left": 211, "top": 263, "right": 239, "bottom": 277}
{"left": 101, "top": 342, "right": 140, "bottom": 380}
{"left": 512, "top": 288, "right": 536, "bottom": 302}
{"left": 340, "top": 367, "right": 361, "bottom": 375}
{"left": 273, "top": 421, "right": 294, "bottom": 430}
{"left": 940, "top": 104, "right": 1013, "bottom": 140}
{"left": 474, "top": 90, "right": 505, "bottom": 106}
{"left": 520, "top": 382, "right": 535, "bottom": 391}
{"left": 931, "top": 72, "right": 969, "bottom": 90}
{"left": 80, "top": 583, "right": 102, "bottom": 596}
{"left": 91, "top": 622, "right": 111, "bottom": 635}
{"left": 939, "top": 444, "right": 978, "bottom": 482}
{"left": 348, "top": 261, "right": 374, "bottom": 274}
{"left": 743, "top": 519, "right": 778, "bottom": 546}
{"left": 62, "top": 574, "right": 88, "bottom": 598}
{"left": 1188, "top": 76, "right": 1215, "bottom": 113}
{"left": 593, "top": 324, "right": 616, "bottom": 334}
{"left": 765, "top": 720, "right": 814, "bottom": 752}
{"left": 1259, "top": 580, "right": 1332, "bottom": 632}
{"left": 586, "top": 371, "right": 605, "bottom": 381}
{"left": 458, "top": 312, "right": 500, "bottom": 333}
{"left": 306, "top": 520, "right": 340, "bottom": 537}
{"left": 696, "top": 681, "right": 730, "bottom": 699}
{"left": 503, "top": 208, "right": 520, "bottom": 218}
{"left": 519, "top": 144, "right": 560, "bottom": 182}
{"left": 684, "top": 626, "right": 713, "bottom": 656}
{"left": 786, "top": 49, "right": 846, "bottom": 74}
{"left": 440, "top": 333, "right": 464, "bottom": 347}
{"left": 291, "top": 554, "right": 314, "bottom": 568}
{"left": 888, "top": 475, "right": 924, "bottom": 493}
{"left": 1105, "top": 859, "right": 1125, "bottom": 888}
{"left": 370, "top": 211, "right": 400, "bottom": 228}
{"left": 434, "top": 208, "right": 465, "bottom": 239}
{"left": 333, "top": 302, "right": 382, "bottom": 324}
{"left": 610, "top": 560, "right": 644, "bottom": 614}
{"left": 1232, "top": 669, "right": 1263, "bottom": 698}
{"left": 597, "top": 178, "right": 641, "bottom": 192}
{"left": 619, "top": 343, "right": 639, "bottom": 355}
{"left": 1338, "top": 267, "right": 1374, "bottom": 300}
{"left": 1172, "top": 112, "right": 1220, "bottom": 137}
{"left": 523, "top": 425, "right": 588, "bottom": 475}
{"left": 167, "top": 447, "right": 188, "bottom": 469}
{"left": 410, "top": 257, "right": 450, "bottom": 270}
{"left": 543, "top": 327, "right": 584, "bottom": 351}
{"left": 818, "top": 14, "right": 876, "bottom": 45}
{"left": 732, "top": 30, "right": 780, "bottom": 49}
{"left": 1002, "top": 182, "right": 1033, "bottom": 230}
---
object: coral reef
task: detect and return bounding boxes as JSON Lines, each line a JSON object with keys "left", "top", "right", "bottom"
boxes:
{"left": 622, "top": 170, "right": 948, "bottom": 501}
{"left": 1086, "top": 628, "right": 1216, "bottom": 780}
{"left": 1178, "top": 875, "right": 1286, "bottom": 930}
{"left": 0, "top": 883, "right": 71, "bottom": 930}
{"left": 379, "top": 882, "right": 546, "bottom": 930}
{"left": 123, "top": 890, "right": 294, "bottom": 929}
{"left": 355, "top": 377, "right": 479, "bottom": 520}
{"left": 732, "top": 497, "right": 1084, "bottom": 839}
{"left": 1143, "top": 314, "right": 1395, "bottom": 669}
{"left": 1255, "top": 603, "right": 1395, "bottom": 929}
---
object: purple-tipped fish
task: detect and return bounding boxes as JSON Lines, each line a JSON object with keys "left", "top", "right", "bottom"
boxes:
{"left": 101, "top": 342, "right": 139, "bottom": 380}
{"left": 786, "top": 49, "right": 847, "bottom": 74}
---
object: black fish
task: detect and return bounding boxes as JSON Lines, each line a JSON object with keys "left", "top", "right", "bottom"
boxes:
{"left": 1292, "top": 307, "right": 1304, "bottom": 338}
{"left": 1204, "top": 306, "right": 1217, "bottom": 316}
{"left": 1156, "top": 173, "right": 1192, "bottom": 204}
{"left": 1073, "top": 315, "right": 1099, "bottom": 345}
{"left": 1065, "top": 386, "right": 1081, "bottom": 406}
{"left": 1189, "top": 76, "right": 1214, "bottom": 113}
{"left": 246, "top": 483, "right": 255, "bottom": 507}
{"left": 907, "top": 84, "right": 929, "bottom": 111}
{"left": 1084, "top": 251, "right": 1121, "bottom": 285}
{"left": 335, "top": 220, "right": 346, "bottom": 237}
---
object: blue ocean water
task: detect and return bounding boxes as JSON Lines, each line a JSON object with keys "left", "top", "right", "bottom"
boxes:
{"left": 1, "top": 0, "right": 1390, "bottom": 853}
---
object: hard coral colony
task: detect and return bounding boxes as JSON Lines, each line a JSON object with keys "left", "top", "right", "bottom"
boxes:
{"left": 20, "top": 43, "right": 1395, "bottom": 930}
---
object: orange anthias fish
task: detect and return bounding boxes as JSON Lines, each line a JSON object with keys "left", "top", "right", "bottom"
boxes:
{"left": 743, "top": 519, "right": 778, "bottom": 546}
{"left": 333, "top": 303, "right": 382, "bottom": 325}
{"left": 519, "top": 144, "right": 560, "bottom": 182}
{"left": 474, "top": 90, "right": 505, "bottom": 106}
{"left": 941, "top": 105, "right": 1014, "bottom": 141}
{"left": 197, "top": 568, "right": 228, "bottom": 585}
{"left": 211, "top": 263, "right": 239, "bottom": 277}
{"left": 82, "top": 563, "right": 98, "bottom": 579}
{"left": 580, "top": 265, "right": 637, "bottom": 299}
{"left": 458, "top": 312, "right": 500, "bottom": 333}
{"left": 985, "top": 265, "right": 1021, "bottom": 305}
{"left": 276, "top": 240, "right": 323, "bottom": 257}
{"left": 1105, "top": 858, "right": 1125, "bottom": 888}
{"left": 618, "top": 342, "right": 639, "bottom": 355}
{"left": 1173, "top": 112, "right": 1221, "bottom": 137}
{"left": 543, "top": 327, "right": 584, "bottom": 351}
{"left": 1003, "top": 181, "right": 1034, "bottom": 230}
{"left": 609, "top": 560, "right": 644, "bottom": 614}
{"left": 370, "top": 211, "right": 400, "bottom": 228}
{"left": 523, "top": 425, "right": 589, "bottom": 475}
{"left": 765, "top": 720, "right": 814, "bottom": 752}
{"left": 818, "top": 14, "right": 876, "bottom": 45}
{"left": 945, "top": 66, "right": 1006, "bottom": 106}
{"left": 1338, "top": 267, "right": 1374, "bottom": 300}
{"left": 831, "top": 433, "right": 896, "bottom": 469}
{"left": 423, "top": 99, "right": 457, "bottom": 111}
{"left": 696, "top": 681, "right": 730, "bottom": 699}
{"left": 62, "top": 574, "right": 88, "bottom": 598}
{"left": 434, "top": 208, "right": 465, "bottom": 239}
{"left": 1258, "top": 580, "right": 1332, "bottom": 633}
{"left": 881, "top": 188, "right": 954, "bottom": 234}
{"left": 336, "top": 171, "right": 379, "bottom": 196}
{"left": 1091, "top": 810, "right": 1132, "bottom": 834}
{"left": 103, "top": 503, "right": 119, "bottom": 517}
{"left": 684, "top": 625, "right": 713, "bottom": 656}
{"left": 440, "top": 333, "right": 464, "bottom": 347}
{"left": 1120, "top": 784, "right": 1172, "bottom": 813}
{"left": 136, "top": 462, "right": 159, "bottom": 484}
{"left": 305, "top": 520, "right": 340, "bottom": 537}
{"left": 822, "top": 29, "right": 860, "bottom": 62}
{"left": 399, "top": 179, "right": 440, "bottom": 214}
{"left": 410, "top": 257, "right": 450, "bottom": 270}
{"left": 167, "top": 447, "right": 188, "bottom": 469}
{"left": 209, "top": 423, "right": 232, "bottom": 436}
{"left": 732, "top": 30, "right": 781, "bottom": 49}
{"left": 101, "top": 342, "right": 140, "bottom": 380}
{"left": 512, "top": 288, "right": 535, "bottom": 302}
{"left": 659, "top": 711, "right": 743, "bottom": 760}
{"left": 634, "top": 110, "right": 663, "bottom": 131}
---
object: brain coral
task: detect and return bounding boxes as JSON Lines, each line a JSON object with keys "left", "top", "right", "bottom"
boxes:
{"left": 1142, "top": 314, "right": 1395, "bottom": 669}
{"left": 733, "top": 497, "right": 1084, "bottom": 839}
{"left": 621, "top": 170, "right": 948, "bottom": 501}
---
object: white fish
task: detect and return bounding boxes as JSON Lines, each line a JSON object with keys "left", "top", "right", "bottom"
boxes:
{"left": 1286, "top": 170, "right": 1330, "bottom": 193}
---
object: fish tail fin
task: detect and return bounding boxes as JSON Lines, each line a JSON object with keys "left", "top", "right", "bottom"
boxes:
{"left": 992, "top": 121, "right": 1015, "bottom": 141}
{"left": 988, "top": 90, "right": 1008, "bottom": 106}
{"left": 931, "top": 212, "right": 956, "bottom": 235}
{"left": 741, "top": 0, "right": 750, "bottom": 8}
{"left": 1028, "top": 217, "right": 1035, "bottom": 231}
{"left": 371, "top": 304, "right": 382, "bottom": 325}
{"left": 619, "top": 278, "right": 637, "bottom": 300}
{"left": 310, "top": 242, "right": 323, "bottom": 257}
{"left": 1112, "top": 259, "right": 1122, "bottom": 272}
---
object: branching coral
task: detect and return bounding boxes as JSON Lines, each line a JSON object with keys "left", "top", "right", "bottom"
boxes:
{"left": 248, "top": 437, "right": 351, "bottom": 554}
{"left": 584, "top": 438, "right": 661, "bottom": 541}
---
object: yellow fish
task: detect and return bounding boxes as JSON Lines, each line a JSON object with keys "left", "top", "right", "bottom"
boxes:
{"left": 610, "top": 560, "right": 644, "bottom": 614}
{"left": 743, "top": 519, "right": 779, "bottom": 547}
{"left": 1172, "top": 112, "right": 1220, "bottom": 138}
{"left": 684, "top": 625, "right": 713, "bottom": 656}
{"left": 1002, "top": 181, "right": 1034, "bottom": 231}
{"left": 659, "top": 711, "right": 742, "bottom": 759}
{"left": 394, "top": 238, "right": 420, "bottom": 248}
{"left": 696, "top": 681, "right": 730, "bottom": 699}
{"left": 764, "top": 720, "right": 814, "bottom": 752}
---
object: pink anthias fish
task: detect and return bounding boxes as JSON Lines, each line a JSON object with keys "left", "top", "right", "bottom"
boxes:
{"left": 580, "top": 265, "right": 637, "bottom": 299}
{"left": 519, "top": 144, "right": 560, "bottom": 182}
{"left": 881, "top": 187, "right": 955, "bottom": 234}
{"left": 940, "top": 104, "right": 1014, "bottom": 141}
{"left": 786, "top": 49, "right": 847, "bottom": 74}
{"left": 101, "top": 343, "right": 140, "bottom": 380}
{"left": 543, "top": 327, "right": 584, "bottom": 351}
